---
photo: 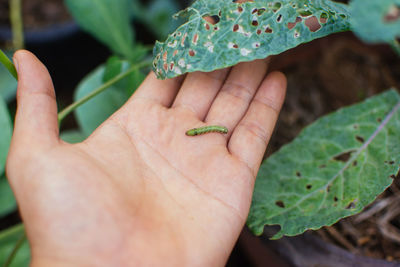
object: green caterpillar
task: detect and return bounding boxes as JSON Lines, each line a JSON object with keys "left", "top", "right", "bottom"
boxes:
{"left": 185, "top": 125, "right": 228, "bottom": 136}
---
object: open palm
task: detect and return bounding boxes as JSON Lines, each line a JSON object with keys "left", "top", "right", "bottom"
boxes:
{"left": 6, "top": 51, "right": 286, "bottom": 266}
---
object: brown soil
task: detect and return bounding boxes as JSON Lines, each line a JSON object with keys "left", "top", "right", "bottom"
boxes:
{"left": 269, "top": 32, "right": 400, "bottom": 263}
{"left": 0, "top": 0, "right": 71, "bottom": 29}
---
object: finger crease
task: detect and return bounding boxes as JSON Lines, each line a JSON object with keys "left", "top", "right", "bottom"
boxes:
{"left": 221, "top": 81, "right": 254, "bottom": 103}
{"left": 253, "top": 96, "right": 281, "bottom": 114}
{"left": 24, "top": 87, "right": 56, "bottom": 101}
{"left": 175, "top": 104, "right": 198, "bottom": 118}
{"left": 239, "top": 120, "right": 270, "bottom": 144}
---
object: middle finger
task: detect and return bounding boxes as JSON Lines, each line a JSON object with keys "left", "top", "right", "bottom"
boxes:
{"left": 205, "top": 59, "right": 270, "bottom": 138}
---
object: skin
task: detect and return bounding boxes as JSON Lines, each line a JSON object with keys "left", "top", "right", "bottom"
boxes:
{"left": 6, "top": 50, "right": 286, "bottom": 266}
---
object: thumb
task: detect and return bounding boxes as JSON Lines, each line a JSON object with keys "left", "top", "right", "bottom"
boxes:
{"left": 12, "top": 50, "right": 59, "bottom": 147}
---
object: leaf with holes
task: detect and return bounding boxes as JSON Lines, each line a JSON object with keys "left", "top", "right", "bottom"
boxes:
{"left": 247, "top": 89, "right": 400, "bottom": 239}
{"left": 350, "top": 0, "right": 400, "bottom": 44}
{"left": 152, "top": 0, "right": 350, "bottom": 79}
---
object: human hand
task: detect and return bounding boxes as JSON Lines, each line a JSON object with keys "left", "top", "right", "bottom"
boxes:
{"left": 6, "top": 50, "right": 286, "bottom": 266}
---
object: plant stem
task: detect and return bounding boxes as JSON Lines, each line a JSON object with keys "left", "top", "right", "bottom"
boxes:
{"left": 0, "top": 223, "right": 23, "bottom": 240}
{"left": 57, "top": 60, "right": 152, "bottom": 123}
{"left": 0, "top": 49, "right": 18, "bottom": 80}
{"left": 10, "top": 0, "right": 24, "bottom": 50}
{"left": 3, "top": 231, "right": 26, "bottom": 267}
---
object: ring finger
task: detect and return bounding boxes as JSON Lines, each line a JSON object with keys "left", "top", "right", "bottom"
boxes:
{"left": 205, "top": 58, "right": 270, "bottom": 138}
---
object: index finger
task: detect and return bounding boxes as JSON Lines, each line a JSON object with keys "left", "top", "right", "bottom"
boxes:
{"left": 130, "top": 72, "right": 184, "bottom": 107}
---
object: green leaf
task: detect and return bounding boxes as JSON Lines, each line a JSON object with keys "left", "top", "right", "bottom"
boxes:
{"left": 103, "top": 56, "right": 124, "bottom": 83}
{"left": 0, "top": 225, "right": 30, "bottom": 267}
{"left": 0, "top": 51, "right": 17, "bottom": 102}
{"left": 0, "top": 95, "right": 12, "bottom": 174}
{"left": 350, "top": 0, "right": 400, "bottom": 44}
{"left": 60, "top": 130, "right": 86, "bottom": 144}
{"left": 103, "top": 56, "right": 146, "bottom": 95}
{"left": 247, "top": 89, "right": 400, "bottom": 239}
{"left": 65, "top": 0, "right": 135, "bottom": 59}
{"left": 0, "top": 66, "right": 17, "bottom": 103}
{"left": 0, "top": 175, "right": 16, "bottom": 217}
{"left": 152, "top": 0, "right": 350, "bottom": 79}
{"left": 75, "top": 65, "right": 127, "bottom": 136}
{"left": 75, "top": 61, "right": 144, "bottom": 136}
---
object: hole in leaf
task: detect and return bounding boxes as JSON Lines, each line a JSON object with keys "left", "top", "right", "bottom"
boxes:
{"left": 272, "top": 2, "right": 282, "bottom": 12}
{"left": 305, "top": 16, "right": 321, "bottom": 32}
{"left": 327, "top": 185, "right": 331, "bottom": 192}
{"left": 287, "top": 17, "right": 302, "bottom": 29}
{"left": 299, "top": 9, "right": 313, "bottom": 17}
{"left": 356, "top": 136, "right": 365, "bottom": 143}
{"left": 210, "top": 15, "right": 220, "bottom": 24}
{"left": 275, "top": 200, "right": 285, "bottom": 208}
{"left": 296, "top": 171, "right": 302, "bottom": 177}
{"left": 333, "top": 151, "right": 355, "bottom": 163}
{"left": 257, "top": 8, "right": 266, "bottom": 16}
{"left": 192, "top": 34, "right": 199, "bottom": 45}
{"left": 334, "top": 196, "right": 338, "bottom": 202}
{"left": 263, "top": 225, "right": 282, "bottom": 239}
{"left": 320, "top": 13, "right": 328, "bottom": 23}
{"left": 384, "top": 160, "right": 395, "bottom": 165}
{"left": 346, "top": 201, "right": 356, "bottom": 209}
{"left": 276, "top": 14, "right": 283, "bottom": 23}
{"left": 202, "top": 15, "right": 220, "bottom": 25}
{"left": 306, "top": 184, "right": 312, "bottom": 190}
{"left": 265, "top": 26, "right": 273, "bottom": 33}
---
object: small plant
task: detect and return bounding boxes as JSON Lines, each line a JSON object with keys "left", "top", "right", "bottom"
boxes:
{"left": 0, "top": 0, "right": 399, "bottom": 264}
